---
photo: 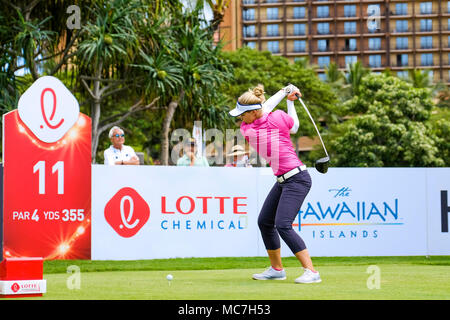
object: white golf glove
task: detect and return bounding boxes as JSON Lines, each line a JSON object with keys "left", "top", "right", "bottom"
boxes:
{"left": 283, "top": 84, "right": 300, "bottom": 94}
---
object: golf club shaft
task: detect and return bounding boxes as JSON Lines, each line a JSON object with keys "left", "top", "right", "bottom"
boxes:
{"left": 295, "top": 94, "right": 329, "bottom": 157}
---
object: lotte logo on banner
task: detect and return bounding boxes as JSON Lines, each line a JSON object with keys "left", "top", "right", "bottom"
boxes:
{"left": 104, "top": 188, "right": 150, "bottom": 238}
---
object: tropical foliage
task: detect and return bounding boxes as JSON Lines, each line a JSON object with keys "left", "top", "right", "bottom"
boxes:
{"left": 330, "top": 73, "right": 447, "bottom": 167}
{"left": 1, "top": 1, "right": 448, "bottom": 167}
{"left": 0, "top": 0, "right": 232, "bottom": 164}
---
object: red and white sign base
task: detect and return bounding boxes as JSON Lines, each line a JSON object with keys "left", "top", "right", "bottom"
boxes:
{"left": 0, "top": 257, "right": 46, "bottom": 298}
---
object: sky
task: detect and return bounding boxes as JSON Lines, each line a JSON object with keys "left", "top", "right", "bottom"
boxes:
{"left": 182, "top": 0, "right": 214, "bottom": 22}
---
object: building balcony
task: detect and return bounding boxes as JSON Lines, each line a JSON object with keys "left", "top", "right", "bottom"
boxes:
{"left": 285, "top": 51, "right": 309, "bottom": 57}
{"left": 312, "top": 49, "right": 334, "bottom": 55}
{"left": 391, "top": 29, "right": 412, "bottom": 35}
{"left": 242, "top": 17, "right": 257, "bottom": 23}
{"left": 340, "top": 46, "right": 358, "bottom": 52}
{"left": 416, "top": 29, "right": 440, "bottom": 35}
{"left": 390, "top": 65, "right": 414, "bottom": 71}
{"left": 286, "top": 17, "right": 308, "bottom": 22}
{"left": 259, "top": 1, "right": 284, "bottom": 6}
{"left": 363, "top": 49, "right": 386, "bottom": 54}
{"left": 416, "top": 47, "right": 439, "bottom": 52}
{"left": 389, "top": 12, "right": 412, "bottom": 18}
{"left": 391, "top": 48, "right": 413, "bottom": 54}
{"left": 285, "top": 1, "right": 306, "bottom": 6}
{"left": 241, "top": 0, "right": 257, "bottom": 7}
{"left": 286, "top": 33, "right": 308, "bottom": 38}
{"left": 420, "top": 62, "right": 435, "bottom": 67}
{"left": 337, "top": 50, "right": 361, "bottom": 55}
{"left": 241, "top": 0, "right": 287, "bottom": 6}
{"left": 242, "top": 34, "right": 259, "bottom": 39}
{"left": 259, "top": 18, "right": 283, "bottom": 23}
{"left": 336, "top": 16, "right": 360, "bottom": 21}
{"left": 259, "top": 34, "right": 284, "bottom": 40}
{"left": 311, "top": 1, "right": 335, "bottom": 4}
{"left": 391, "top": 64, "right": 410, "bottom": 69}
{"left": 368, "top": 65, "right": 385, "bottom": 70}
{"left": 313, "top": 32, "right": 334, "bottom": 38}
{"left": 311, "top": 17, "right": 335, "bottom": 23}
{"left": 416, "top": 12, "right": 438, "bottom": 18}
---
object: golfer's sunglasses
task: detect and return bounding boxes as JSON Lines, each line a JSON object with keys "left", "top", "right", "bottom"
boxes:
{"left": 237, "top": 111, "right": 250, "bottom": 120}
{"left": 114, "top": 134, "right": 125, "bottom": 138}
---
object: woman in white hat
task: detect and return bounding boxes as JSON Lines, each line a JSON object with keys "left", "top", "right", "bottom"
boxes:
{"left": 225, "top": 145, "right": 252, "bottom": 167}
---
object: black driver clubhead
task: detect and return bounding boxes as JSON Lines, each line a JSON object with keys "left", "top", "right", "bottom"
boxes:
{"left": 315, "top": 156, "right": 330, "bottom": 174}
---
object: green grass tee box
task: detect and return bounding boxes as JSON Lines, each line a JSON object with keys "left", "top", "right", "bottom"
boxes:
{"left": 29, "top": 256, "right": 450, "bottom": 300}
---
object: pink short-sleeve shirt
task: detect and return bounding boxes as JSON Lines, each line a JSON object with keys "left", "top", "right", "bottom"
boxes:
{"left": 240, "top": 110, "right": 303, "bottom": 176}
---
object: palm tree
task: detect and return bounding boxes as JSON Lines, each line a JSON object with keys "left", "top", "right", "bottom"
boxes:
{"left": 76, "top": 0, "right": 144, "bottom": 162}
{"left": 407, "top": 69, "right": 432, "bottom": 88}
{"left": 204, "top": 0, "right": 231, "bottom": 32}
{"left": 294, "top": 57, "right": 318, "bottom": 71}
{"left": 325, "top": 62, "right": 344, "bottom": 84}
{"left": 132, "top": 3, "right": 233, "bottom": 165}
{"left": 324, "top": 62, "right": 349, "bottom": 101}
{"left": 345, "top": 61, "right": 369, "bottom": 96}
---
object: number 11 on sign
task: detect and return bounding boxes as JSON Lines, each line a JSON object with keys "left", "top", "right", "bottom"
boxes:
{"left": 33, "top": 160, "right": 64, "bottom": 194}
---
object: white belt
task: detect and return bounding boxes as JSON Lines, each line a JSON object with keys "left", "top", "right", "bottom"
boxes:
{"left": 276, "top": 165, "right": 307, "bottom": 183}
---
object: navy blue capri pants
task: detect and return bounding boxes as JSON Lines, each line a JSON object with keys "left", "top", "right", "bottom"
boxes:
{"left": 258, "top": 169, "right": 312, "bottom": 254}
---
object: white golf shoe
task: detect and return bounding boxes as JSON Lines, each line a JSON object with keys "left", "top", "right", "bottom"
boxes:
{"left": 252, "top": 267, "right": 286, "bottom": 280}
{"left": 294, "top": 268, "right": 322, "bottom": 284}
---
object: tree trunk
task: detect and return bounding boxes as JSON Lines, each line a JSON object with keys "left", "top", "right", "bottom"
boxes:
{"left": 161, "top": 90, "right": 185, "bottom": 165}
{"left": 91, "top": 61, "right": 103, "bottom": 163}
{"left": 22, "top": 1, "right": 41, "bottom": 81}
{"left": 28, "top": 57, "right": 40, "bottom": 81}
{"left": 210, "top": 12, "right": 224, "bottom": 32}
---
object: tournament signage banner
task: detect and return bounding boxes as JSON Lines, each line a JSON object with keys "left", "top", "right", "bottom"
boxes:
{"left": 425, "top": 168, "right": 450, "bottom": 255}
{"left": 259, "top": 168, "right": 427, "bottom": 257}
{"left": 92, "top": 166, "right": 449, "bottom": 259}
{"left": 2, "top": 76, "right": 91, "bottom": 259}
{"left": 92, "top": 166, "right": 260, "bottom": 260}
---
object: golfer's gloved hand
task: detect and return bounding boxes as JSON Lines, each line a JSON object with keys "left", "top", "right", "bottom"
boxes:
{"left": 284, "top": 84, "right": 301, "bottom": 101}
{"left": 283, "top": 84, "right": 300, "bottom": 94}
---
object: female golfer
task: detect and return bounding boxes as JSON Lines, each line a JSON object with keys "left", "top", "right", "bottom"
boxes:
{"left": 229, "top": 84, "right": 321, "bottom": 284}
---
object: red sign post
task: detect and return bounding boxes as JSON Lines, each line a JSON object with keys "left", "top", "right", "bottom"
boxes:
{"left": 2, "top": 76, "right": 91, "bottom": 260}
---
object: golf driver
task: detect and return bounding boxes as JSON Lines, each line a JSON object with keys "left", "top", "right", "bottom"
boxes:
{"left": 294, "top": 93, "right": 330, "bottom": 174}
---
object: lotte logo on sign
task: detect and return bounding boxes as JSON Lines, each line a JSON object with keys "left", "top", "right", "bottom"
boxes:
{"left": 104, "top": 188, "right": 150, "bottom": 238}
{"left": 17, "top": 76, "right": 80, "bottom": 143}
{"left": 11, "top": 283, "right": 20, "bottom": 293}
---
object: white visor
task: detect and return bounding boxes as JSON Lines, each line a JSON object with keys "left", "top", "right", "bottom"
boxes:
{"left": 229, "top": 101, "right": 262, "bottom": 117}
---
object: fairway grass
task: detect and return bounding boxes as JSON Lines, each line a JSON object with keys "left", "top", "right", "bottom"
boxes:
{"left": 28, "top": 256, "right": 450, "bottom": 300}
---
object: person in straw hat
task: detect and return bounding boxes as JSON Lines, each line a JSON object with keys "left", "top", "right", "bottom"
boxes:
{"left": 225, "top": 145, "right": 252, "bottom": 167}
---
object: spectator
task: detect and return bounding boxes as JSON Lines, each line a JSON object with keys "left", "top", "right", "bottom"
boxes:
{"left": 104, "top": 126, "right": 140, "bottom": 165}
{"left": 177, "top": 138, "right": 209, "bottom": 167}
{"left": 225, "top": 145, "right": 252, "bottom": 167}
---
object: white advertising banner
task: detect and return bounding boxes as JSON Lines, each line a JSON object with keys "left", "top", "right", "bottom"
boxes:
{"left": 260, "top": 168, "right": 428, "bottom": 257}
{"left": 92, "top": 166, "right": 450, "bottom": 260}
{"left": 425, "top": 168, "right": 450, "bottom": 255}
{"left": 92, "top": 165, "right": 261, "bottom": 260}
